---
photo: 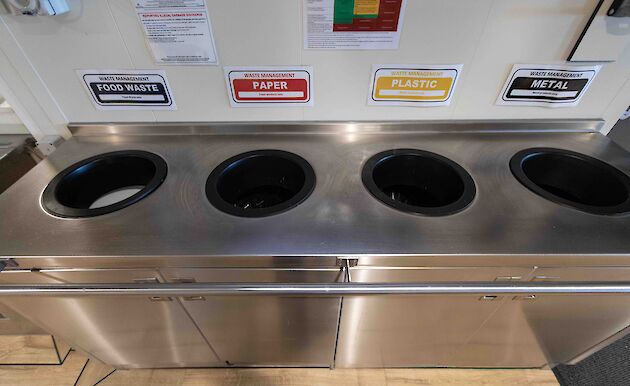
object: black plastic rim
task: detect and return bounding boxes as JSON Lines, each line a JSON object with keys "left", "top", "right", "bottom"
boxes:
{"left": 362, "top": 149, "right": 476, "bottom": 216}
{"left": 42, "top": 150, "right": 167, "bottom": 218}
{"left": 510, "top": 148, "right": 630, "bottom": 215}
{"left": 206, "top": 150, "right": 316, "bottom": 218}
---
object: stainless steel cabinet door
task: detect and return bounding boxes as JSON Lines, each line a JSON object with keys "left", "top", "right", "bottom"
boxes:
{"left": 493, "top": 267, "right": 630, "bottom": 365}
{"left": 472, "top": 267, "right": 630, "bottom": 367}
{"left": 161, "top": 268, "right": 343, "bottom": 367}
{"left": 1, "top": 269, "right": 221, "bottom": 368}
{"left": 0, "top": 270, "right": 52, "bottom": 335}
{"left": 336, "top": 267, "right": 534, "bottom": 368}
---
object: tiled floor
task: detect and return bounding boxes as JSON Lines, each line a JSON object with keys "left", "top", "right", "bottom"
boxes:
{"left": 0, "top": 336, "right": 558, "bottom": 386}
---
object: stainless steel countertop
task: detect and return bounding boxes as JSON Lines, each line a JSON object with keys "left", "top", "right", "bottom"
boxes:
{"left": 1, "top": 121, "right": 630, "bottom": 264}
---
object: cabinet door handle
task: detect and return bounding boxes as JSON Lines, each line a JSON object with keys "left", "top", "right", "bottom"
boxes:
{"left": 133, "top": 278, "right": 159, "bottom": 284}
{"left": 495, "top": 276, "right": 522, "bottom": 282}
{"left": 183, "top": 296, "right": 206, "bottom": 301}
{"left": 512, "top": 295, "right": 537, "bottom": 301}
{"left": 532, "top": 276, "right": 561, "bottom": 282}
{"left": 479, "top": 295, "right": 502, "bottom": 301}
{"left": 149, "top": 296, "right": 173, "bottom": 302}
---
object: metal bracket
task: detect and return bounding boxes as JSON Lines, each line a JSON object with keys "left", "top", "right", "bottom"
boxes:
{"left": 337, "top": 257, "right": 358, "bottom": 267}
{"left": 34, "top": 135, "right": 63, "bottom": 157}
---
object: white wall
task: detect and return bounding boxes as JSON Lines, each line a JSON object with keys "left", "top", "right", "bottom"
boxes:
{"left": 0, "top": 96, "right": 28, "bottom": 134}
{"left": 0, "top": 0, "right": 628, "bottom": 137}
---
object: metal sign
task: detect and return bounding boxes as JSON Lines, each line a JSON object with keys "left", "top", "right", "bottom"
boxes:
{"left": 497, "top": 64, "right": 601, "bottom": 107}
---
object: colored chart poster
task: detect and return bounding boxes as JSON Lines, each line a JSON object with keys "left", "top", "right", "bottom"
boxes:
{"left": 304, "top": 0, "right": 407, "bottom": 50}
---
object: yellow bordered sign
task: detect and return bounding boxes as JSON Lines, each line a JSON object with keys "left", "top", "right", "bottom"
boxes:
{"left": 368, "top": 65, "right": 462, "bottom": 106}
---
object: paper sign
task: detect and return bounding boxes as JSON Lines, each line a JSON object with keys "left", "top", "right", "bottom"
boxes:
{"left": 224, "top": 67, "right": 313, "bottom": 107}
{"left": 133, "top": 0, "right": 218, "bottom": 65}
{"left": 77, "top": 70, "right": 176, "bottom": 110}
{"left": 304, "top": 0, "right": 407, "bottom": 50}
{"left": 368, "top": 65, "right": 462, "bottom": 106}
{"left": 497, "top": 64, "right": 601, "bottom": 107}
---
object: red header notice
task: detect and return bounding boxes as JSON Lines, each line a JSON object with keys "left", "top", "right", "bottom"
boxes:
{"left": 232, "top": 78, "right": 309, "bottom": 102}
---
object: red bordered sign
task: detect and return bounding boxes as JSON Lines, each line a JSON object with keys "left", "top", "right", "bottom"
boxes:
{"left": 224, "top": 67, "right": 313, "bottom": 107}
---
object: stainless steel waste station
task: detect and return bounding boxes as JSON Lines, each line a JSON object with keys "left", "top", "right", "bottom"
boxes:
{"left": 1, "top": 120, "right": 630, "bottom": 369}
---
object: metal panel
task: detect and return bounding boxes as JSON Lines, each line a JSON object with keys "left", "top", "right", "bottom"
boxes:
{"left": 0, "top": 270, "right": 51, "bottom": 335}
{"left": 2, "top": 125, "right": 630, "bottom": 263}
{"left": 336, "top": 267, "right": 534, "bottom": 368}
{"left": 161, "top": 268, "right": 343, "bottom": 367}
{"left": 1, "top": 269, "right": 221, "bottom": 368}
{"left": 0, "top": 303, "right": 46, "bottom": 335}
{"left": 464, "top": 267, "right": 630, "bottom": 367}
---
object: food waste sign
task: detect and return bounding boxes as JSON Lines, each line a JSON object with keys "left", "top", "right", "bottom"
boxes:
{"left": 78, "top": 70, "right": 176, "bottom": 110}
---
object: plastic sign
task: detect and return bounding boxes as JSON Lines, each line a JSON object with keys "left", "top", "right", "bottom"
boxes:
{"left": 497, "top": 64, "right": 601, "bottom": 107}
{"left": 224, "top": 67, "right": 313, "bottom": 107}
{"left": 77, "top": 69, "right": 176, "bottom": 111}
{"left": 368, "top": 65, "right": 462, "bottom": 106}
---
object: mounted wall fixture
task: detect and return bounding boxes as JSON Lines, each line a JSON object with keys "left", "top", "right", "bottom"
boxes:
{"left": 1, "top": 0, "right": 69, "bottom": 15}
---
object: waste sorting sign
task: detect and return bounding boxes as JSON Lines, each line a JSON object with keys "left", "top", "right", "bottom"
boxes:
{"left": 497, "top": 64, "right": 601, "bottom": 107}
{"left": 77, "top": 69, "right": 176, "bottom": 111}
{"left": 224, "top": 67, "right": 313, "bottom": 107}
{"left": 368, "top": 64, "right": 462, "bottom": 106}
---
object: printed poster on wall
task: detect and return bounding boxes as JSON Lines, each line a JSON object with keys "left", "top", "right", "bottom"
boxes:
{"left": 133, "top": 0, "right": 218, "bottom": 65}
{"left": 496, "top": 64, "right": 601, "bottom": 107}
{"left": 368, "top": 65, "right": 462, "bottom": 106}
{"left": 304, "top": 0, "right": 407, "bottom": 50}
{"left": 224, "top": 67, "right": 314, "bottom": 107}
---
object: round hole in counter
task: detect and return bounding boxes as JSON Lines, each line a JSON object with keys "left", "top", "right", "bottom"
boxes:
{"left": 511, "top": 148, "right": 630, "bottom": 215}
{"left": 362, "top": 149, "right": 476, "bottom": 216}
{"left": 206, "top": 150, "right": 315, "bottom": 217}
{"left": 42, "top": 150, "right": 167, "bottom": 218}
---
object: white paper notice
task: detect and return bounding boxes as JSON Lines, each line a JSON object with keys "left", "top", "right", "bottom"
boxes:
{"left": 304, "top": 0, "right": 407, "bottom": 50}
{"left": 133, "top": 0, "right": 218, "bottom": 65}
{"left": 496, "top": 64, "right": 601, "bottom": 108}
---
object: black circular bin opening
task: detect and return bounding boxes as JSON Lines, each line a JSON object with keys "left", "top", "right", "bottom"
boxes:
{"left": 42, "top": 150, "right": 167, "bottom": 218}
{"left": 511, "top": 148, "right": 630, "bottom": 215}
{"left": 206, "top": 150, "right": 315, "bottom": 217}
{"left": 362, "top": 149, "right": 476, "bottom": 216}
